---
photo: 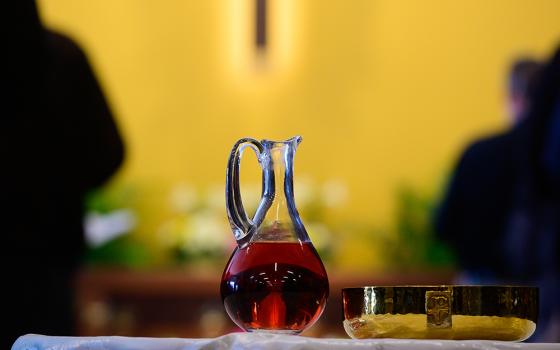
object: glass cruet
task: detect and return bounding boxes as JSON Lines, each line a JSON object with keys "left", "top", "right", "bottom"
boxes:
{"left": 220, "top": 136, "right": 329, "bottom": 334}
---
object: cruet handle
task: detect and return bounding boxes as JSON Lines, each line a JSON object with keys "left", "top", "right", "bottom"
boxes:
{"left": 226, "top": 138, "right": 274, "bottom": 246}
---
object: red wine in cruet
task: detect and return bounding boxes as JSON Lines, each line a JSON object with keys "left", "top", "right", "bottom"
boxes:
{"left": 220, "top": 241, "right": 329, "bottom": 333}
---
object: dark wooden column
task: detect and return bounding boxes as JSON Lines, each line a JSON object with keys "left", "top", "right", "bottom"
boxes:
{"left": 255, "top": 0, "right": 267, "bottom": 50}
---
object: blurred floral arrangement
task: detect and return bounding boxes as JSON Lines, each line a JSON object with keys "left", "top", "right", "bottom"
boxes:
{"left": 83, "top": 176, "right": 455, "bottom": 271}
{"left": 155, "top": 177, "right": 347, "bottom": 268}
{"left": 83, "top": 177, "right": 348, "bottom": 269}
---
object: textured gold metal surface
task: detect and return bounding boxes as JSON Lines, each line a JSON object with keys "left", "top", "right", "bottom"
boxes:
{"left": 342, "top": 286, "right": 538, "bottom": 341}
{"left": 426, "top": 290, "right": 452, "bottom": 328}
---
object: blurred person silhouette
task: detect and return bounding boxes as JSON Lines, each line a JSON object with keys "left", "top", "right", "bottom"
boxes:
{"left": 2, "top": 1, "right": 124, "bottom": 347}
{"left": 436, "top": 58, "right": 541, "bottom": 281}
{"left": 436, "top": 49, "right": 560, "bottom": 341}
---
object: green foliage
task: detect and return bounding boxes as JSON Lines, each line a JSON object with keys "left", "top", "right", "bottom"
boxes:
{"left": 171, "top": 245, "right": 226, "bottom": 267}
{"left": 84, "top": 235, "right": 151, "bottom": 268}
{"left": 83, "top": 184, "right": 149, "bottom": 267}
{"left": 85, "top": 184, "right": 137, "bottom": 213}
{"left": 390, "top": 185, "right": 456, "bottom": 269}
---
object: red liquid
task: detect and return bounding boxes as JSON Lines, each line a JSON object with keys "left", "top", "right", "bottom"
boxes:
{"left": 221, "top": 241, "right": 329, "bottom": 333}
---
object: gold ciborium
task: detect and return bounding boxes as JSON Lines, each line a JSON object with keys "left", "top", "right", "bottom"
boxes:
{"left": 342, "top": 286, "right": 538, "bottom": 341}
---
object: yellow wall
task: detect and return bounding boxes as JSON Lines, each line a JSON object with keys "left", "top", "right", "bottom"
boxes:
{"left": 38, "top": 1, "right": 559, "bottom": 241}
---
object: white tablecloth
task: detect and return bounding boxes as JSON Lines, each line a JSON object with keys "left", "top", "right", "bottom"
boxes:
{"left": 12, "top": 333, "right": 560, "bottom": 350}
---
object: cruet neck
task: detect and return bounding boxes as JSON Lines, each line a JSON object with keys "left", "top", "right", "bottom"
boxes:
{"left": 226, "top": 136, "right": 309, "bottom": 248}
{"left": 250, "top": 136, "right": 308, "bottom": 244}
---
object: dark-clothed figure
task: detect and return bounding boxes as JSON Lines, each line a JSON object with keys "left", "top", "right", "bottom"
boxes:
{"left": 2, "top": 2, "right": 124, "bottom": 348}
{"left": 436, "top": 50, "right": 560, "bottom": 341}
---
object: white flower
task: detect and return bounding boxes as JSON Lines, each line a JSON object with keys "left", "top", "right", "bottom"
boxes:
{"left": 84, "top": 209, "right": 136, "bottom": 247}
{"left": 184, "top": 210, "right": 229, "bottom": 252}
